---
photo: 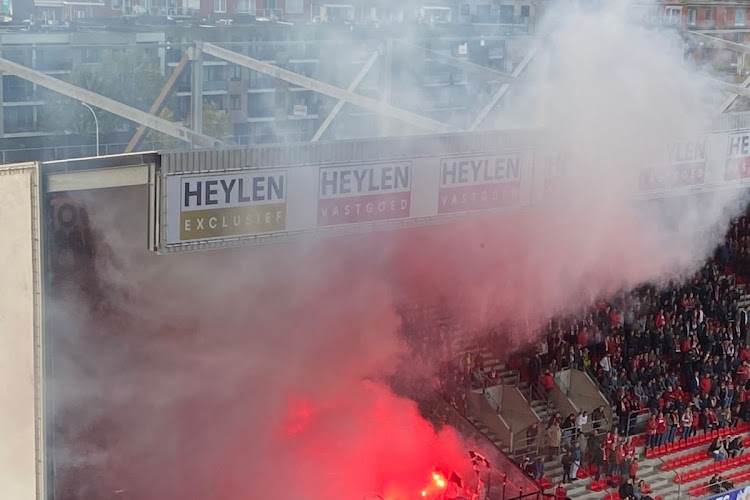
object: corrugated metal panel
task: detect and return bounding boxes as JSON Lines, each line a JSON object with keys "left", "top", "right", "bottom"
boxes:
{"left": 159, "top": 128, "right": 542, "bottom": 174}
{"left": 712, "top": 111, "right": 750, "bottom": 132}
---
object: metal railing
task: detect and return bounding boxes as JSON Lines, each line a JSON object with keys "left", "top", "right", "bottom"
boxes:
{"left": 624, "top": 408, "right": 650, "bottom": 437}
{"left": 413, "top": 384, "right": 542, "bottom": 500}
{"left": 512, "top": 424, "right": 540, "bottom": 463}
{"left": 521, "top": 382, "right": 555, "bottom": 425}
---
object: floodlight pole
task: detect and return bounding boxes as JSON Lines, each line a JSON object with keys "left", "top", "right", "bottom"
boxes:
{"left": 81, "top": 101, "right": 100, "bottom": 157}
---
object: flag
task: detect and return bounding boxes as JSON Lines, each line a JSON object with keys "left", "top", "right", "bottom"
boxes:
{"left": 469, "top": 451, "right": 491, "bottom": 468}
{"left": 449, "top": 472, "right": 463, "bottom": 488}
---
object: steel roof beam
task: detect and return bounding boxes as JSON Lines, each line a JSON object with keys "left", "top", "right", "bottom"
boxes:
{"left": 684, "top": 31, "right": 750, "bottom": 54}
{"left": 469, "top": 46, "right": 538, "bottom": 132}
{"left": 125, "top": 47, "right": 194, "bottom": 153}
{"left": 200, "top": 42, "right": 452, "bottom": 134}
{"left": 394, "top": 40, "right": 515, "bottom": 84}
{"left": 0, "top": 56, "right": 221, "bottom": 149}
{"left": 311, "top": 50, "right": 379, "bottom": 142}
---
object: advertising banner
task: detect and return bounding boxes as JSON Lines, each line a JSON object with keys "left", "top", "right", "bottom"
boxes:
{"left": 317, "top": 161, "right": 412, "bottom": 226}
{"left": 165, "top": 170, "right": 287, "bottom": 244}
{"left": 639, "top": 137, "right": 706, "bottom": 191}
{"left": 725, "top": 131, "right": 750, "bottom": 181}
{"left": 437, "top": 153, "right": 522, "bottom": 214}
{"left": 704, "top": 485, "right": 750, "bottom": 500}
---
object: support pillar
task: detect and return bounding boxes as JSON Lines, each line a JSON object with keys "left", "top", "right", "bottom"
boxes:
{"left": 191, "top": 43, "right": 203, "bottom": 135}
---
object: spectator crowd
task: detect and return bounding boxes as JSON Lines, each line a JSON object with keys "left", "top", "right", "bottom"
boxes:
{"left": 414, "top": 208, "right": 750, "bottom": 500}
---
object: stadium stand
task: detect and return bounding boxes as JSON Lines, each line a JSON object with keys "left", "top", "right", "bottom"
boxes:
{"left": 425, "top": 206, "right": 750, "bottom": 500}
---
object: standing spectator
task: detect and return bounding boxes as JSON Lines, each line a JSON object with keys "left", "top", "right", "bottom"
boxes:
{"left": 570, "top": 442, "right": 583, "bottom": 481}
{"left": 561, "top": 450, "right": 573, "bottom": 483}
{"left": 526, "top": 423, "right": 538, "bottom": 454}
{"left": 540, "top": 370, "right": 555, "bottom": 393}
{"left": 681, "top": 409, "right": 693, "bottom": 441}
{"left": 629, "top": 458, "right": 639, "bottom": 480}
{"left": 561, "top": 414, "right": 575, "bottom": 444}
{"left": 546, "top": 421, "right": 562, "bottom": 460}
{"left": 592, "top": 406, "right": 606, "bottom": 430}
{"left": 656, "top": 412, "right": 667, "bottom": 446}
{"left": 646, "top": 415, "right": 658, "bottom": 449}
{"left": 532, "top": 457, "right": 545, "bottom": 481}
{"left": 575, "top": 411, "right": 588, "bottom": 437}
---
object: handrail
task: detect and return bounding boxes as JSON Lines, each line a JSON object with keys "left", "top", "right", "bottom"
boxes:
{"left": 522, "top": 381, "right": 556, "bottom": 425}
{"left": 423, "top": 387, "right": 541, "bottom": 500}
{"left": 625, "top": 408, "right": 650, "bottom": 437}
{"left": 584, "top": 366, "right": 614, "bottom": 406}
{"left": 653, "top": 453, "right": 681, "bottom": 500}
{"left": 512, "top": 425, "right": 540, "bottom": 462}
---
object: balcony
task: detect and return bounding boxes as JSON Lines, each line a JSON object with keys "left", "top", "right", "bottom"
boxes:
{"left": 3, "top": 88, "right": 39, "bottom": 103}
{"left": 35, "top": 59, "right": 73, "bottom": 72}
{"left": 203, "top": 80, "right": 228, "bottom": 92}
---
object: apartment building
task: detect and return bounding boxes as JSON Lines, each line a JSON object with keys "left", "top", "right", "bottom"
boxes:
{"left": 29, "top": 0, "right": 544, "bottom": 30}
{"left": 0, "top": 20, "right": 531, "bottom": 160}
{"left": 0, "top": 29, "right": 165, "bottom": 139}
{"left": 632, "top": 0, "right": 750, "bottom": 80}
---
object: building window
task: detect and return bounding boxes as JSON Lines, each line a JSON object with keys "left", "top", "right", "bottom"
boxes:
{"left": 705, "top": 8, "right": 712, "bottom": 21}
{"left": 286, "top": 0, "right": 303, "bottom": 14}
{"left": 236, "top": 0, "right": 253, "bottom": 13}
{"left": 73, "top": 8, "right": 86, "bottom": 18}
{"left": 736, "top": 8, "right": 746, "bottom": 26}
{"left": 687, "top": 8, "right": 696, "bottom": 26}
{"left": 736, "top": 32, "right": 744, "bottom": 43}
{"left": 214, "top": 0, "right": 226, "bottom": 13}
{"left": 82, "top": 48, "right": 101, "bottom": 63}
{"left": 262, "top": 0, "right": 275, "bottom": 9}
{"left": 230, "top": 65, "right": 242, "bottom": 80}
{"left": 4, "top": 107, "right": 35, "bottom": 133}
{"left": 111, "top": 0, "right": 122, "bottom": 9}
{"left": 663, "top": 6, "right": 681, "bottom": 26}
{"left": 230, "top": 94, "right": 242, "bottom": 110}
{"left": 520, "top": 5, "right": 530, "bottom": 17}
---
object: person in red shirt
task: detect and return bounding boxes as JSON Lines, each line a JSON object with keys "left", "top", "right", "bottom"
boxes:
{"left": 624, "top": 438, "right": 636, "bottom": 457}
{"left": 700, "top": 375, "right": 712, "bottom": 395}
{"left": 540, "top": 371, "right": 555, "bottom": 392}
{"left": 655, "top": 310, "right": 666, "bottom": 328}
{"left": 577, "top": 327, "right": 589, "bottom": 348}
{"left": 680, "top": 336, "right": 691, "bottom": 353}
{"left": 629, "top": 458, "right": 639, "bottom": 479}
{"left": 738, "top": 362, "right": 749, "bottom": 385}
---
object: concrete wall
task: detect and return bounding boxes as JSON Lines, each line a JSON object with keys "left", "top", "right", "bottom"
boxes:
{"left": 549, "top": 370, "right": 579, "bottom": 419}
{"left": 500, "top": 385, "right": 541, "bottom": 449}
{"left": 468, "top": 386, "right": 512, "bottom": 449}
{"left": 0, "top": 163, "right": 42, "bottom": 500}
{"left": 557, "top": 369, "right": 613, "bottom": 429}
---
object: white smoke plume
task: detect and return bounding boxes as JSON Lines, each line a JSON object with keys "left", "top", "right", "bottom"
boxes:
{"left": 47, "top": 1, "right": 750, "bottom": 499}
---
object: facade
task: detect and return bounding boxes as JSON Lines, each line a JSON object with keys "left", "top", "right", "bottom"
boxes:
{"left": 0, "top": 23, "right": 533, "bottom": 160}
{"left": 636, "top": 0, "right": 750, "bottom": 81}
{"left": 29, "top": 0, "right": 544, "bottom": 29}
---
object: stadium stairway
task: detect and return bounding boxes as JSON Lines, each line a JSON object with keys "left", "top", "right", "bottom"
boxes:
{"left": 466, "top": 415, "right": 513, "bottom": 457}
{"left": 517, "top": 380, "right": 556, "bottom": 423}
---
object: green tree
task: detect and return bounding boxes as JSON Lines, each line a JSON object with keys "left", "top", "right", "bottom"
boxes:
{"left": 44, "top": 50, "right": 167, "bottom": 136}
{"left": 200, "top": 100, "right": 233, "bottom": 141}
{"left": 147, "top": 101, "right": 234, "bottom": 151}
